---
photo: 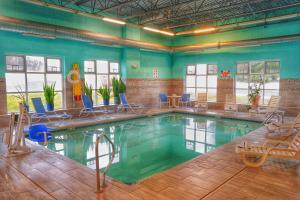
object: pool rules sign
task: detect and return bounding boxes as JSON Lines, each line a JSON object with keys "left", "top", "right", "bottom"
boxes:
{"left": 153, "top": 68, "right": 159, "bottom": 79}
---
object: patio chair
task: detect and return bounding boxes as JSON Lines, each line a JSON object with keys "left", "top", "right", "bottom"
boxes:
{"left": 118, "top": 93, "right": 144, "bottom": 113}
{"left": 266, "top": 113, "right": 300, "bottom": 137}
{"left": 159, "top": 93, "right": 170, "bottom": 108}
{"left": 178, "top": 93, "right": 191, "bottom": 107}
{"left": 79, "top": 95, "right": 114, "bottom": 117}
{"left": 258, "top": 95, "right": 281, "bottom": 114}
{"left": 259, "top": 96, "right": 283, "bottom": 124}
{"left": 224, "top": 94, "right": 238, "bottom": 112}
{"left": 236, "top": 131, "right": 300, "bottom": 167}
{"left": 31, "top": 97, "right": 71, "bottom": 122}
{"left": 194, "top": 93, "right": 208, "bottom": 111}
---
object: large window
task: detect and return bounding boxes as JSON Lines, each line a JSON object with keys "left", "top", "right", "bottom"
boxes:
{"left": 236, "top": 61, "right": 280, "bottom": 104}
{"left": 84, "top": 60, "right": 119, "bottom": 104}
{"left": 185, "top": 64, "right": 218, "bottom": 102}
{"left": 5, "top": 55, "right": 63, "bottom": 112}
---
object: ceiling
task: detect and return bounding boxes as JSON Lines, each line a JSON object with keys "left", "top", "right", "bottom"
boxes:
{"left": 34, "top": 0, "right": 300, "bottom": 30}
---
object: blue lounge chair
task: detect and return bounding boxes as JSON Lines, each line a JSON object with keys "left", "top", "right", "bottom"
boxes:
{"left": 31, "top": 97, "right": 71, "bottom": 122}
{"left": 159, "top": 93, "right": 170, "bottom": 108}
{"left": 28, "top": 124, "right": 53, "bottom": 145}
{"left": 179, "top": 93, "right": 191, "bottom": 107}
{"left": 118, "top": 93, "right": 144, "bottom": 113}
{"left": 80, "top": 95, "right": 114, "bottom": 117}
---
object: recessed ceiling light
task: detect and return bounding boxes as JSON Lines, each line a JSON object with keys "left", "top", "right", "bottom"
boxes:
{"left": 102, "top": 17, "right": 126, "bottom": 25}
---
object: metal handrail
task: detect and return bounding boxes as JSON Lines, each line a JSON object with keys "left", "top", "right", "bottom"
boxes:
{"left": 95, "top": 132, "right": 115, "bottom": 193}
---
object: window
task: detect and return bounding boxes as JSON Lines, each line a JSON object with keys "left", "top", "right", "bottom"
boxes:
{"left": 5, "top": 55, "right": 63, "bottom": 112}
{"left": 236, "top": 60, "right": 280, "bottom": 104}
{"left": 84, "top": 60, "right": 119, "bottom": 104}
{"left": 185, "top": 64, "right": 218, "bottom": 102}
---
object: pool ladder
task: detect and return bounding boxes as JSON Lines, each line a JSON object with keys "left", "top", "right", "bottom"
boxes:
{"left": 95, "top": 132, "right": 115, "bottom": 193}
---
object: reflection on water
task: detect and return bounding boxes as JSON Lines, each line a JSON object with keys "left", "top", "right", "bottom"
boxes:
{"left": 45, "top": 113, "right": 260, "bottom": 184}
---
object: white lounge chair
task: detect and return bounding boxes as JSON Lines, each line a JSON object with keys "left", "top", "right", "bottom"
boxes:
{"left": 266, "top": 113, "right": 300, "bottom": 136}
{"left": 236, "top": 131, "right": 300, "bottom": 167}
{"left": 224, "top": 94, "right": 238, "bottom": 112}
{"left": 194, "top": 93, "right": 208, "bottom": 111}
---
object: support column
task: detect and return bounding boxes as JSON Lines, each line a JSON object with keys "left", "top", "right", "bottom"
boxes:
{"left": 216, "top": 78, "right": 234, "bottom": 110}
{"left": 0, "top": 78, "right": 7, "bottom": 114}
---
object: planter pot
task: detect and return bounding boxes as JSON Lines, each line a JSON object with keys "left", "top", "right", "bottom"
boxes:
{"left": 103, "top": 99, "right": 110, "bottom": 106}
{"left": 114, "top": 96, "right": 120, "bottom": 105}
{"left": 46, "top": 103, "right": 54, "bottom": 111}
{"left": 251, "top": 96, "right": 261, "bottom": 109}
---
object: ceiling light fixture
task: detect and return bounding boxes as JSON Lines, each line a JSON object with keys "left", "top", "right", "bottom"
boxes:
{"left": 102, "top": 17, "right": 126, "bottom": 25}
{"left": 194, "top": 27, "right": 216, "bottom": 34}
{"left": 143, "top": 27, "right": 174, "bottom": 36}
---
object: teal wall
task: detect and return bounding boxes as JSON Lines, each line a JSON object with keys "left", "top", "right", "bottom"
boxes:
{"left": 0, "top": 31, "right": 121, "bottom": 77}
{"left": 173, "top": 20, "right": 300, "bottom": 46}
{"left": 172, "top": 19, "right": 300, "bottom": 79}
{"left": 0, "top": 0, "right": 173, "bottom": 79}
{"left": 121, "top": 47, "right": 172, "bottom": 79}
{"left": 173, "top": 41, "right": 300, "bottom": 79}
{"left": 0, "top": 0, "right": 172, "bottom": 45}
{"left": 1, "top": 0, "right": 300, "bottom": 80}
{"left": 0, "top": 30, "right": 173, "bottom": 79}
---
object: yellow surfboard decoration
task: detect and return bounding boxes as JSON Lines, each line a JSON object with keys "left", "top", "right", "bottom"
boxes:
{"left": 71, "top": 64, "right": 81, "bottom": 101}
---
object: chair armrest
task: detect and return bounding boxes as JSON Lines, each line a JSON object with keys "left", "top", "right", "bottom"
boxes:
{"left": 263, "top": 139, "right": 291, "bottom": 147}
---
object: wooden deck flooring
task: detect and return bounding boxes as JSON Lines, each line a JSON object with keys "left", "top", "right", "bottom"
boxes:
{"left": 1, "top": 109, "right": 300, "bottom": 200}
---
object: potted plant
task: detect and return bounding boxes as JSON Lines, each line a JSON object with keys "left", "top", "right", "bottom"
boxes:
{"left": 43, "top": 83, "right": 57, "bottom": 111}
{"left": 98, "top": 86, "right": 111, "bottom": 106}
{"left": 248, "top": 78, "right": 263, "bottom": 109}
{"left": 112, "top": 77, "right": 120, "bottom": 104}
{"left": 119, "top": 78, "right": 126, "bottom": 94}
{"left": 84, "top": 82, "right": 93, "bottom": 103}
{"left": 14, "top": 86, "right": 28, "bottom": 111}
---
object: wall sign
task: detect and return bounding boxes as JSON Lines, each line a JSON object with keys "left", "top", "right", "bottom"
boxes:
{"left": 220, "top": 70, "right": 231, "bottom": 78}
{"left": 153, "top": 68, "right": 159, "bottom": 79}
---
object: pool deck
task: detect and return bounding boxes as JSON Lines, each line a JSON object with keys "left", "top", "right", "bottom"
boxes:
{"left": 1, "top": 108, "right": 300, "bottom": 200}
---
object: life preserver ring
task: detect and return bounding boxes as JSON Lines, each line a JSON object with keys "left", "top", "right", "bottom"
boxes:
{"left": 67, "top": 69, "right": 81, "bottom": 84}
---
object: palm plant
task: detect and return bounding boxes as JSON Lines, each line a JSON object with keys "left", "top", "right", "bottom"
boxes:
{"left": 43, "top": 83, "right": 57, "bottom": 111}
{"left": 98, "top": 86, "right": 111, "bottom": 105}
{"left": 119, "top": 78, "right": 126, "bottom": 94}
{"left": 112, "top": 77, "right": 120, "bottom": 104}
{"left": 84, "top": 82, "right": 93, "bottom": 100}
{"left": 112, "top": 77, "right": 120, "bottom": 97}
{"left": 248, "top": 77, "right": 263, "bottom": 108}
{"left": 13, "top": 86, "right": 26, "bottom": 105}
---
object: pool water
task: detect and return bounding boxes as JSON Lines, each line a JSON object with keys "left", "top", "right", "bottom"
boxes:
{"left": 45, "top": 113, "right": 261, "bottom": 184}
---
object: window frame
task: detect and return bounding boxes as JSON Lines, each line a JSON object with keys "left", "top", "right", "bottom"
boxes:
{"left": 84, "top": 60, "right": 120, "bottom": 105}
{"left": 236, "top": 60, "right": 280, "bottom": 105}
{"left": 5, "top": 54, "right": 64, "bottom": 112}
{"left": 185, "top": 63, "right": 218, "bottom": 102}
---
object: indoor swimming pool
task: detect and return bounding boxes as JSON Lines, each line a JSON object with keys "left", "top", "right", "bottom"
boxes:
{"left": 45, "top": 113, "right": 261, "bottom": 184}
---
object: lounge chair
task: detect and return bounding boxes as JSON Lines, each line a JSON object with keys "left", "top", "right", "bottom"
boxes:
{"left": 159, "top": 93, "right": 170, "bottom": 108}
{"left": 266, "top": 113, "right": 300, "bottom": 136}
{"left": 224, "top": 94, "right": 238, "bottom": 112}
{"left": 259, "top": 96, "right": 283, "bottom": 124}
{"left": 258, "top": 95, "right": 281, "bottom": 114}
{"left": 194, "top": 93, "right": 208, "bottom": 111}
{"left": 31, "top": 97, "right": 71, "bottom": 122}
{"left": 236, "top": 131, "right": 300, "bottom": 167}
{"left": 118, "top": 93, "right": 144, "bottom": 113}
{"left": 178, "top": 93, "right": 191, "bottom": 107}
{"left": 79, "top": 95, "right": 114, "bottom": 117}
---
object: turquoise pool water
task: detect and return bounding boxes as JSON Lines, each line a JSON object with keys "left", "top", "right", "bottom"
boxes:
{"left": 45, "top": 113, "right": 260, "bottom": 184}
